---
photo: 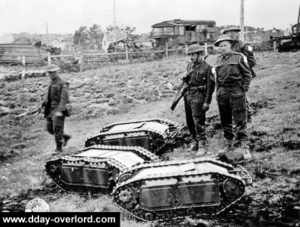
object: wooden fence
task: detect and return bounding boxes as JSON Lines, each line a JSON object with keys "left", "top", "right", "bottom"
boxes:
{"left": 0, "top": 43, "right": 215, "bottom": 73}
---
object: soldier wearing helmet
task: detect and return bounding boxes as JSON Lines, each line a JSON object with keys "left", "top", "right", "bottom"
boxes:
{"left": 214, "top": 35, "right": 252, "bottom": 162}
{"left": 42, "top": 64, "right": 71, "bottom": 155}
{"left": 223, "top": 26, "right": 257, "bottom": 122}
{"left": 223, "top": 26, "right": 256, "bottom": 70}
{"left": 183, "top": 44, "right": 215, "bottom": 157}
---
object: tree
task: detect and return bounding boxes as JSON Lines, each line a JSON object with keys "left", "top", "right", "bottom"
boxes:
{"left": 73, "top": 26, "right": 89, "bottom": 49}
{"left": 88, "top": 24, "right": 104, "bottom": 49}
{"left": 106, "top": 25, "right": 136, "bottom": 35}
{"left": 73, "top": 24, "right": 135, "bottom": 50}
{"left": 73, "top": 25, "right": 104, "bottom": 50}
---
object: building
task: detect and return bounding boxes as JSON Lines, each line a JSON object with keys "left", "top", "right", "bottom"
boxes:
{"left": 102, "top": 30, "right": 127, "bottom": 52}
{"left": 151, "top": 19, "right": 217, "bottom": 47}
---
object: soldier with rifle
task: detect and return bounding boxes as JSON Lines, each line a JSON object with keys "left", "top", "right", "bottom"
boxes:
{"left": 172, "top": 44, "right": 215, "bottom": 156}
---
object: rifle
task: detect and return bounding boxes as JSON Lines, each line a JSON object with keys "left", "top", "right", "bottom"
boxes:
{"left": 170, "top": 81, "right": 190, "bottom": 111}
{"left": 15, "top": 106, "right": 42, "bottom": 119}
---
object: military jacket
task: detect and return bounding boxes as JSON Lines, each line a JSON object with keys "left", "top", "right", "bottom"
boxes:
{"left": 186, "top": 59, "right": 215, "bottom": 104}
{"left": 231, "top": 40, "right": 256, "bottom": 78}
{"left": 215, "top": 52, "right": 252, "bottom": 92}
{"left": 231, "top": 40, "right": 256, "bottom": 68}
{"left": 44, "top": 76, "right": 69, "bottom": 117}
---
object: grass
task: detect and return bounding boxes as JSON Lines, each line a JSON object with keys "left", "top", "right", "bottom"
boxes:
{"left": 0, "top": 52, "right": 299, "bottom": 226}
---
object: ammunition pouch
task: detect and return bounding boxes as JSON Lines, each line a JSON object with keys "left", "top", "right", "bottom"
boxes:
{"left": 63, "top": 103, "right": 72, "bottom": 117}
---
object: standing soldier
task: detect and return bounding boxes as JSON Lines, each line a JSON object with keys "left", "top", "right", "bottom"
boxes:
{"left": 42, "top": 64, "right": 71, "bottom": 155}
{"left": 214, "top": 35, "right": 252, "bottom": 161}
{"left": 223, "top": 26, "right": 256, "bottom": 122}
{"left": 183, "top": 44, "right": 215, "bottom": 157}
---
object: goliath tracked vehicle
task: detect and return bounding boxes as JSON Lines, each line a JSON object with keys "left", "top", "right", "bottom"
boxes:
{"left": 85, "top": 118, "right": 185, "bottom": 154}
{"left": 45, "top": 145, "right": 160, "bottom": 193}
{"left": 113, "top": 158, "right": 252, "bottom": 222}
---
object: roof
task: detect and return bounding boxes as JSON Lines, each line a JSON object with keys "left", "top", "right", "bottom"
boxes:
{"left": 152, "top": 19, "right": 216, "bottom": 28}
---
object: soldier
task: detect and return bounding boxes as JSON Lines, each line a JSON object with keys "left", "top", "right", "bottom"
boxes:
{"left": 223, "top": 26, "right": 256, "bottom": 122}
{"left": 42, "top": 64, "right": 71, "bottom": 155}
{"left": 183, "top": 44, "right": 215, "bottom": 157}
{"left": 214, "top": 35, "right": 252, "bottom": 161}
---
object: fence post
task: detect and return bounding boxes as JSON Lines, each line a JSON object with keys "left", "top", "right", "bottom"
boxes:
{"left": 165, "top": 42, "right": 169, "bottom": 58}
{"left": 273, "top": 40, "right": 277, "bottom": 52}
{"left": 47, "top": 52, "right": 51, "bottom": 65}
{"left": 125, "top": 44, "right": 129, "bottom": 61}
{"left": 204, "top": 43, "right": 208, "bottom": 56}
{"left": 21, "top": 56, "right": 26, "bottom": 80}
{"left": 79, "top": 53, "right": 83, "bottom": 72}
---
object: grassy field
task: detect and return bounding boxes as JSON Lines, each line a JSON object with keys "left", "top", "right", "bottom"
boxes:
{"left": 0, "top": 52, "right": 299, "bottom": 226}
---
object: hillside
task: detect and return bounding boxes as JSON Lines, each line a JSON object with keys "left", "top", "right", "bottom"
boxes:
{"left": 0, "top": 52, "right": 299, "bottom": 226}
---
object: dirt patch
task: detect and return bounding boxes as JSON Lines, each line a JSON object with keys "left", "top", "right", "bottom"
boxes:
{"left": 0, "top": 182, "right": 65, "bottom": 212}
{"left": 249, "top": 98, "right": 276, "bottom": 112}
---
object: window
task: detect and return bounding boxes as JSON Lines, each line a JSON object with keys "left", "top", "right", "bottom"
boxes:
{"left": 153, "top": 28, "right": 163, "bottom": 35}
{"left": 163, "top": 27, "right": 174, "bottom": 34}
{"left": 196, "top": 25, "right": 206, "bottom": 31}
{"left": 185, "top": 25, "right": 196, "bottom": 31}
{"left": 179, "top": 26, "right": 185, "bottom": 35}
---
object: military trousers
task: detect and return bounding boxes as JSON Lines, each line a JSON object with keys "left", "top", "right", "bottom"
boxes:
{"left": 216, "top": 86, "right": 248, "bottom": 143}
{"left": 184, "top": 91, "right": 206, "bottom": 141}
{"left": 246, "top": 96, "right": 253, "bottom": 121}
{"left": 46, "top": 116, "right": 65, "bottom": 149}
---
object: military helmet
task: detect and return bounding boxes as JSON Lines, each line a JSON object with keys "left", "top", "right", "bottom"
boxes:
{"left": 187, "top": 44, "right": 205, "bottom": 54}
{"left": 214, "top": 35, "right": 233, "bottom": 47}
{"left": 46, "top": 64, "right": 60, "bottom": 72}
{"left": 223, "top": 26, "right": 241, "bottom": 34}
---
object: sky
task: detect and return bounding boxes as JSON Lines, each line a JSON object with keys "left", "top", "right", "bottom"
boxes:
{"left": 0, "top": 0, "right": 298, "bottom": 34}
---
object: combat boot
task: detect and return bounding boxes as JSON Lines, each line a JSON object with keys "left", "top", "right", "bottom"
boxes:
{"left": 218, "top": 139, "right": 233, "bottom": 156}
{"left": 53, "top": 142, "right": 63, "bottom": 155}
{"left": 189, "top": 139, "right": 199, "bottom": 151}
{"left": 63, "top": 134, "right": 71, "bottom": 147}
{"left": 196, "top": 140, "right": 207, "bottom": 157}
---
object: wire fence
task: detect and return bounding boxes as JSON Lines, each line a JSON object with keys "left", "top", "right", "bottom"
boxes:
{"left": 49, "top": 47, "right": 186, "bottom": 72}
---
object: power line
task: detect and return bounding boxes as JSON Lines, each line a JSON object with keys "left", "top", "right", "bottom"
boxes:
{"left": 113, "top": 0, "right": 116, "bottom": 28}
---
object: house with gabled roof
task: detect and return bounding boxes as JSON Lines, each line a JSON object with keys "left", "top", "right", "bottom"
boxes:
{"left": 151, "top": 19, "right": 217, "bottom": 47}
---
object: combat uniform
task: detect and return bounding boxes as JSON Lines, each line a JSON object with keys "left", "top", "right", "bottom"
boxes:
{"left": 215, "top": 52, "right": 252, "bottom": 145}
{"left": 231, "top": 40, "right": 256, "bottom": 74}
{"left": 43, "top": 76, "right": 70, "bottom": 151}
{"left": 222, "top": 25, "right": 257, "bottom": 120}
{"left": 184, "top": 59, "right": 215, "bottom": 148}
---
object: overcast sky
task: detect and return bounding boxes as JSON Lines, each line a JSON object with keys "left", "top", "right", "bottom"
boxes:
{"left": 0, "top": 0, "right": 298, "bottom": 34}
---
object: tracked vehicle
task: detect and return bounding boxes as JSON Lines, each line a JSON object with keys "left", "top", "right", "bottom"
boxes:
{"left": 85, "top": 118, "right": 185, "bottom": 154}
{"left": 113, "top": 158, "right": 252, "bottom": 222}
{"left": 45, "top": 145, "right": 159, "bottom": 192}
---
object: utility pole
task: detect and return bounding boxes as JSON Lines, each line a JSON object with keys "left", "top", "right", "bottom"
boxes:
{"left": 113, "top": 0, "right": 116, "bottom": 29}
{"left": 297, "top": 1, "right": 300, "bottom": 34}
{"left": 240, "top": 0, "right": 245, "bottom": 42}
{"left": 113, "top": 0, "right": 116, "bottom": 41}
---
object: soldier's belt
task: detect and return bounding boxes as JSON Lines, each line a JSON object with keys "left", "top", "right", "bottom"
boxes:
{"left": 218, "top": 83, "right": 241, "bottom": 88}
{"left": 187, "top": 86, "right": 206, "bottom": 91}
